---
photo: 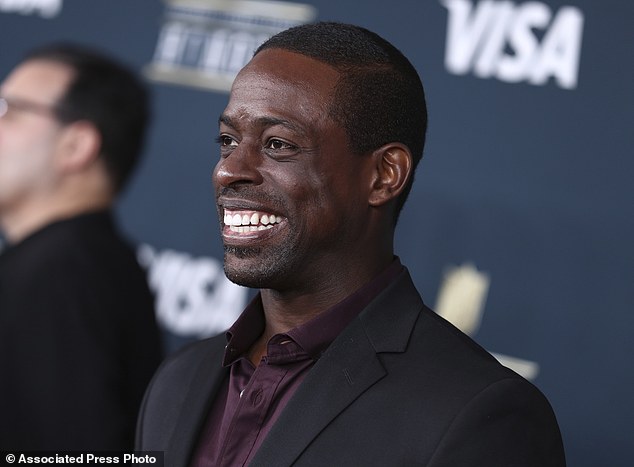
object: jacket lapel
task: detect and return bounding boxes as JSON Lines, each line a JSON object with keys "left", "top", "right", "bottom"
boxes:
{"left": 249, "top": 269, "right": 423, "bottom": 467}
{"left": 166, "top": 340, "right": 229, "bottom": 467}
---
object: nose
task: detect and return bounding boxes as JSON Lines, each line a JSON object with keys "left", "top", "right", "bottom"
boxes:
{"left": 213, "top": 142, "right": 263, "bottom": 189}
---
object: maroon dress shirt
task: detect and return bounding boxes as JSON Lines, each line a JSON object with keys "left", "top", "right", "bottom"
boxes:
{"left": 191, "top": 259, "right": 404, "bottom": 467}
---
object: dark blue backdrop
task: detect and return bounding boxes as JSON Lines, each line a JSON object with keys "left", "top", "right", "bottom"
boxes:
{"left": 2, "top": 1, "right": 632, "bottom": 465}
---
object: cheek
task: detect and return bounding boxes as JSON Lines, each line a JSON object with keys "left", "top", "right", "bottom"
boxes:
{"left": 281, "top": 168, "right": 328, "bottom": 206}
{"left": 291, "top": 171, "right": 352, "bottom": 230}
{"left": 0, "top": 135, "right": 54, "bottom": 185}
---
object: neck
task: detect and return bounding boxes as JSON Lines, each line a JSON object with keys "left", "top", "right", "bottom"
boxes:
{"left": 1, "top": 165, "right": 115, "bottom": 243}
{"left": 0, "top": 191, "right": 112, "bottom": 244}
{"left": 245, "top": 251, "right": 394, "bottom": 366}
{"left": 259, "top": 249, "right": 394, "bottom": 338}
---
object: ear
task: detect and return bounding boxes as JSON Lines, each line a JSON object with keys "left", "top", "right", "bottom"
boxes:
{"left": 54, "top": 120, "right": 102, "bottom": 173}
{"left": 368, "top": 143, "right": 413, "bottom": 207}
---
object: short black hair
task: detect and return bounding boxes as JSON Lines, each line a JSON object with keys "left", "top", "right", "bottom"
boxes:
{"left": 255, "top": 22, "right": 427, "bottom": 221}
{"left": 24, "top": 43, "right": 150, "bottom": 193}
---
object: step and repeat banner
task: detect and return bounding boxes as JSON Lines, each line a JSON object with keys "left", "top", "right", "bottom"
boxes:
{"left": 1, "top": 1, "right": 632, "bottom": 465}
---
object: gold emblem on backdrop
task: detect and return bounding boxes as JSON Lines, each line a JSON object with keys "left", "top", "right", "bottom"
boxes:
{"left": 435, "top": 263, "right": 539, "bottom": 380}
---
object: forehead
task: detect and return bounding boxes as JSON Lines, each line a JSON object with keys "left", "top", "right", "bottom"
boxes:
{"left": 224, "top": 49, "right": 340, "bottom": 125}
{"left": 1, "top": 59, "right": 74, "bottom": 102}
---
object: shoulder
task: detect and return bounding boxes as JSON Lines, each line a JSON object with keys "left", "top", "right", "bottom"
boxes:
{"left": 1, "top": 211, "right": 133, "bottom": 277}
{"left": 151, "top": 334, "right": 228, "bottom": 386}
{"left": 364, "top": 277, "right": 565, "bottom": 464}
{"left": 140, "top": 335, "right": 226, "bottom": 426}
{"left": 391, "top": 300, "right": 532, "bottom": 406}
{"left": 361, "top": 268, "right": 514, "bottom": 390}
{"left": 136, "top": 334, "right": 228, "bottom": 448}
{"left": 426, "top": 376, "right": 566, "bottom": 466}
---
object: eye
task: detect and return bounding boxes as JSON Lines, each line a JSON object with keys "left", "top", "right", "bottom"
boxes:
{"left": 216, "top": 134, "right": 239, "bottom": 158}
{"left": 216, "top": 134, "right": 238, "bottom": 148}
{"left": 263, "top": 138, "right": 300, "bottom": 160}
{"left": 264, "top": 138, "right": 298, "bottom": 152}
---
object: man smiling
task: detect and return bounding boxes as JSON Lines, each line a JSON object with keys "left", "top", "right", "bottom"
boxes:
{"left": 137, "top": 22, "right": 566, "bottom": 466}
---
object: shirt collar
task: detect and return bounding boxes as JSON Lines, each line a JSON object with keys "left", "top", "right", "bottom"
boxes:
{"left": 223, "top": 295, "right": 265, "bottom": 366}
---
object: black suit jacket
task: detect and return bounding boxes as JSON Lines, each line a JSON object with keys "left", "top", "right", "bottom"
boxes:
{"left": 137, "top": 269, "right": 565, "bottom": 466}
{"left": 0, "top": 211, "right": 162, "bottom": 450}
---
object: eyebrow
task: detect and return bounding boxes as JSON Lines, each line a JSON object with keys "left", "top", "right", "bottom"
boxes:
{"left": 219, "top": 114, "right": 307, "bottom": 136}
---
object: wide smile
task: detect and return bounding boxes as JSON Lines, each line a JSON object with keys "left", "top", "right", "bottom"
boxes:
{"left": 222, "top": 208, "right": 286, "bottom": 240}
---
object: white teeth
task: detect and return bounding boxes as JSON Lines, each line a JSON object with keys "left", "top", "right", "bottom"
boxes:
{"left": 224, "top": 209, "right": 282, "bottom": 230}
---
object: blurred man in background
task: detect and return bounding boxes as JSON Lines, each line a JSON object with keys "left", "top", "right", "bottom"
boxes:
{"left": 0, "top": 43, "right": 162, "bottom": 449}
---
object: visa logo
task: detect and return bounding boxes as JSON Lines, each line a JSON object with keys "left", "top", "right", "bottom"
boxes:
{"left": 441, "top": 0, "right": 584, "bottom": 89}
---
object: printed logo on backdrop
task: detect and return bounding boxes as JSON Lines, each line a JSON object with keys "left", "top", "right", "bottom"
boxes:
{"left": 144, "top": 0, "right": 317, "bottom": 92}
{"left": 0, "top": 0, "right": 61, "bottom": 18}
{"left": 137, "top": 244, "right": 247, "bottom": 344}
{"left": 441, "top": 0, "right": 584, "bottom": 89}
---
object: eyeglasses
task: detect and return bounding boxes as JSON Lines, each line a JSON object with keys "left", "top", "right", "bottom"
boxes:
{"left": 0, "top": 95, "right": 62, "bottom": 120}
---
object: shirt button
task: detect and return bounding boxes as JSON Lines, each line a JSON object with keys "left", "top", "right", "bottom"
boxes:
{"left": 251, "top": 388, "right": 263, "bottom": 406}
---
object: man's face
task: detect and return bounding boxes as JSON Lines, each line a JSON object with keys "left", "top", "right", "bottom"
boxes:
{"left": 0, "top": 59, "right": 72, "bottom": 217}
{"left": 213, "top": 49, "right": 375, "bottom": 291}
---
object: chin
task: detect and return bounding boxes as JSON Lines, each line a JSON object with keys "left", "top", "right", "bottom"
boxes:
{"left": 224, "top": 266, "right": 260, "bottom": 288}
{"left": 223, "top": 247, "right": 272, "bottom": 288}
{"left": 223, "top": 245, "right": 294, "bottom": 289}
